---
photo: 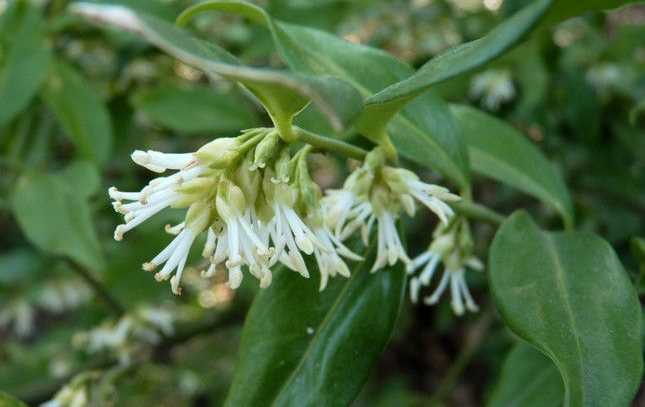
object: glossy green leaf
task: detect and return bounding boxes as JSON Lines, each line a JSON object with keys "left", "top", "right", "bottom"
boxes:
{"left": 363, "top": 0, "right": 552, "bottom": 106}
{"left": 224, "top": 240, "right": 406, "bottom": 407}
{"left": 489, "top": 211, "right": 644, "bottom": 407}
{"left": 0, "top": 391, "right": 28, "bottom": 407}
{"left": 72, "top": 2, "right": 362, "bottom": 134}
{"left": 178, "top": 1, "right": 470, "bottom": 188}
{"left": 10, "top": 161, "right": 104, "bottom": 271}
{"left": 487, "top": 341, "right": 563, "bottom": 407}
{"left": 450, "top": 104, "right": 573, "bottom": 228}
{"left": 41, "top": 60, "right": 113, "bottom": 166}
{"left": 0, "top": 0, "right": 52, "bottom": 125}
{"left": 130, "top": 84, "right": 257, "bottom": 133}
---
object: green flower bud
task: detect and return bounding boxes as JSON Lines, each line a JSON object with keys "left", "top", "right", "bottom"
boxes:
{"left": 251, "top": 130, "right": 281, "bottom": 170}
{"left": 194, "top": 137, "right": 241, "bottom": 169}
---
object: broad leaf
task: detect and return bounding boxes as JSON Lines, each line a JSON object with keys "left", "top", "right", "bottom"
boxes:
{"left": 0, "top": 0, "right": 52, "bottom": 125}
{"left": 489, "top": 211, "right": 643, "bottom": 407}
{"left": 224, "top": 240, "right": 406, "bottom": 407}
{"left": 10, "top": 161, "right": 104, "bottom": 270}
{"left": 362, "top": 0, "right": 553, "bottom": 107}
{"left": 177, "top": 1, "right": 471, "bottom": 188}
{"left": 486, "top": 341, "right": 563, "bottom": 407}
{"left": 450, "top": 104, "right": 574, "bottom": 228}
{"left": 41, "top": 61, "right": 113, "bottom": 166}
{"left": 72, "top": 2, "right": 362, "bottom": 134}
{"left": 130, "top": 84, "right": 257, "bottom": 133}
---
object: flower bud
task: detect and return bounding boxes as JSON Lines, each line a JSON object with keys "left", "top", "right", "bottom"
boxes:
{"left": 251, "top": 130, "right": 281, "bottom": 170}
{"left": 194, "top": 137, "right": 241, "bottom": 169}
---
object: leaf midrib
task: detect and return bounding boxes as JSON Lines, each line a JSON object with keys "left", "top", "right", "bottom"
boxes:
{"left": 268, "top": 239, "right": 378, "bottom": 406}
{"left": 543, "top": 234, "right": 585, "bottom": 406}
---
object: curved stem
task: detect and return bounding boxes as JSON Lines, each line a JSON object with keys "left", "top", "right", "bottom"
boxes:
{"left": 65, "top": 258, "right": 125, "bottom": 317}
{"left": 451, "top": 201, "right": 505, "bottom": 226}
{"left": 293, "top": 126, "right": 368, "bottom": 161}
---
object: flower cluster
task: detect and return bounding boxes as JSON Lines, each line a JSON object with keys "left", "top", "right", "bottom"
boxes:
{"left": 323, "top": 148, "right": 460, "bottom": 272}
{"left": 407, "top": 217, "right": 483, "bottom": 315}
{"left": 72, "top": 304, "right": 175, "bottom": 366}
{"left": 110, "top": 130, "right": 469, "bottom": 310}
{"left": 110, "top": 128, "right": 361, "bottom": 293}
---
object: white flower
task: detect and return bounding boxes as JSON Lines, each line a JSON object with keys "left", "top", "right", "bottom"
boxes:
{"left": 470, "top": 68, "right": 516, "bottom": 111}
{"left": 311, "top": 224, "right": 363, "bottom": 290}
{"left": 109, "top": 150, "right": 205, "bottom": 242}
{"left": 407, "top": 222, "right": 483, "bottom": 315}
{"left": 265, "top": 182, "right": 324, "bottom": 278}
{"left": 322, "top": 148, "right": 460, "bottom": 273}
{"left": 202, "top": 178, "right": 273, "bottom": 289}
{"left": 109, "top": 138, "right": 242, "bottom": 294}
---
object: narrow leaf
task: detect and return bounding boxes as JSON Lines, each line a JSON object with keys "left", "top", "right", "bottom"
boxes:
{"left": 41, "top": 60, "right": 113, "bottom": 166}
{"left": 178, "top": 1, "right": 470, "bottom": 188}
{"left": 489, "top": 211, "right": 644, "bottom": 407}
{"left": 71, "top": 2, "right": 362, "bottom": 134}
{"left": 10, "top": 162, "right": 104, "bottom": 270}
{"left": 450, "top": 104, "right": 573, "bottom": 228}
{"left": 364, "top": 0, "right": 553, "bottom": 106}
{"left": 486, "top": 341, "right": 563, "bottom": 407}
{"left": 0, "top": 1, "right": 52, "bottom": 125}
{"left": 224, "top": 241, "right": 406, "bottom": 407}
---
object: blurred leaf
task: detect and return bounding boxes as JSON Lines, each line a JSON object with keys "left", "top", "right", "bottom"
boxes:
{"left": 631, "top": 237, "right": 645, "bottom": 295}
{"left": 0, "top": 250, "right": 46, "bottom": 285}
{"left": 451, "top": 104, "right": 573, "bottom": 228}
{"left": 564, "top": 73, "right": 601, "bottom": 144}
{"left": 504, "top": 0, "right": 641, "bottom": 30}
{"left": 41, "top": 60, "right": 113, "bottom": 166}
{"left": 224, "top": 239, "right": 406, "bottom": 407}
{"left": 10, "top": 161, "right": 104, "bottom": 270}
{"left": 72, "top": 3, "right": 362, "bottom": 134}
{"left": 178, "top": 1, "right": 470, "bottom": 188}
{"left": 130, "top": 84, "right": 257, "bottom": 133}
{"left": 486, "top": 341, "right": 563, "bottom": 407}
{"left": 489, "top": 211, "right": 644, "bottom": 407}
{"left": 0, "top": 391, "right": 28, "bottom": 407}
{"left": 362, "top": 0, "right": 552, "bottom": 105}
{"left": 630, "top": 97, "right": 645, "bottom": 126}
{"left": 0, "top": 0, "right": 52, "bottom": 125}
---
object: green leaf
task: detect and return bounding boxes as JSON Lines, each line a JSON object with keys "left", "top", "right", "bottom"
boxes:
{"left": 486, "top": 341, "right": 563, "bottom": 407}
{"left": 450, "top": 104, "right": 573, "bottom": 228}
{"left": 177, "top": 1, "right": 470, "bottom": 188}
{"left": 363, "top": 0, "right": 553, "bottom": 106}
{"left": 0, "top": 0, "right": 52, "bottom": 125}
{"left": 224, "top": 241, "right": 406, "bottom": 407}
{"left": 503, "top": 0, "right": 639, "bottom": 30}
{"left": 10, "top": 161, "right": 104, "bottom": 270}
{"left": 72, "top": 2, "right": 362, "bottom": 134}
{"left": 41, "top": 60, "right": 113, "bottom": 166}
{"left": 489, "top": 211, "right": 644, "bottom": 407}
{"left": 0, "top": 391, "right": 28, "bottom": 407}
{"left": 130, "top": 84, "right": 257, "bottom": 133}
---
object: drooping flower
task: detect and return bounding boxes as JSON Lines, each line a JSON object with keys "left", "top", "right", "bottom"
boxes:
{"left": 110, "top": 129, "right": 362, "bottom": 293}
{"left": 407, "top": 218, "right": 483, "bottom": 315}
{"left": 322, "top": 148, "right": 460, "bottom": 273}
{"left": 469, "top": 68, "right": 516, "bottom": 111}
